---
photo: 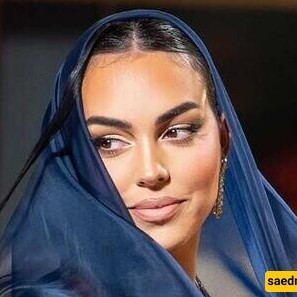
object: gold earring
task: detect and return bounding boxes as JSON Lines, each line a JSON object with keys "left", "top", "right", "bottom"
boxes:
{"left": 212, "top": 156, "right": 228, "bottom": 219}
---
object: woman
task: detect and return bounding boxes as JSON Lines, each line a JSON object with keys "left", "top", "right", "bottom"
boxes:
{"left": 0, "top": 9, "right": 296, "bottom": 297}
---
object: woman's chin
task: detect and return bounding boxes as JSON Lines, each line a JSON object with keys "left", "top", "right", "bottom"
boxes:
{"left": 140, "top": 224, "right": 198, "bottom": 253}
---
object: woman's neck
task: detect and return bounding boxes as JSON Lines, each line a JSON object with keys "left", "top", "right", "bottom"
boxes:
{"left": 168, "top": 232, "right": 200, "bottom": 280}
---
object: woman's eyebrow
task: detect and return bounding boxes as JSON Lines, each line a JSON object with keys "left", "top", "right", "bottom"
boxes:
{"left": 86, "top": 101, "right": 199, "bottom": 129}
{"left": 155, "top": 101, "right": 200, "bottom": 126}
{"left": 86, "top": 116, "right": 132, "bottom": 130}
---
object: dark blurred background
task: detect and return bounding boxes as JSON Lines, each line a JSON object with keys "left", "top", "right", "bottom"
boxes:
{"left": 0, "top": 0, "right": 296, "bottom": 214}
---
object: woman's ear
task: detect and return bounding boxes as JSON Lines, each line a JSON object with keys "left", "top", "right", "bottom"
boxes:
{"left": 218, "top": 113, "right": 230, "bottom": 156}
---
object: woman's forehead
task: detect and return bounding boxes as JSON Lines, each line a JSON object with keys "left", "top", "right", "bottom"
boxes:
{"left": 82, "top": 51, "right": 207, "bottom": 118}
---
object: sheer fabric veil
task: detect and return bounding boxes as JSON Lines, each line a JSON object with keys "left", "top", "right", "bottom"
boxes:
{"left": 0, "top": 9, "right": 296, "bottom": 297}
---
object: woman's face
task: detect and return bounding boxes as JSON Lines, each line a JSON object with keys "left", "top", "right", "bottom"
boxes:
{"left": 82, "top": 52, "right": 223, "bottom": 252}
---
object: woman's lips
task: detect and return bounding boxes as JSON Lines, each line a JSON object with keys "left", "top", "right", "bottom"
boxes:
{"left": 127, "top": 197, "right": 187, "bottom": 223}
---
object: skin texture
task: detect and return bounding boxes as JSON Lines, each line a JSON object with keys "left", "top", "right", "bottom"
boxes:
{"left": 82, "top": 51, "right": 228, "bottom": 280}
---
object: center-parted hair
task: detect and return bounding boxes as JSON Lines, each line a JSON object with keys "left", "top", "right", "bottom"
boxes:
{"left": 88, "top": 19, "right": 216, "bottom": 111}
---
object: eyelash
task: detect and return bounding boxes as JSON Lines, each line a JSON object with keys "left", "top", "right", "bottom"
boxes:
{"left": 91, "top": 123, "right": 201, "bottom": 158}
{"left": 161, "top": 123, "right": 200, "bottom": 146}
{"left": 92, "top": 137, "right": 129, "bottom": 158}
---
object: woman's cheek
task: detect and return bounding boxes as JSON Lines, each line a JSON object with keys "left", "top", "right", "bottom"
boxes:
{"left": 101, "top": 156, "right": 133, "bottom": 194}
{"left": 170, "top": 137, "right": 221, "bottom": 191}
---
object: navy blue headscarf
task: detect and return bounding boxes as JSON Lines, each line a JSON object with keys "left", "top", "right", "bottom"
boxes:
{"left": 0, "top": 9, "right": 296, "bottom": 297}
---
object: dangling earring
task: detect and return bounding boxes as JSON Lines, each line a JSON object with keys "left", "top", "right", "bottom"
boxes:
{"left": 212, "top": 156, "right": 228, "bottom": 219}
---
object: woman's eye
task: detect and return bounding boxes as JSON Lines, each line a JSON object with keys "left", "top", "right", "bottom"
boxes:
{"left": 163, "top": 128, "right": 190, "bottom": 139}
{"left": 92, "top": 137, "right": 129, "bottom": 157}
{"left": 162, "top": 124, "right": 200, "bottom": 141}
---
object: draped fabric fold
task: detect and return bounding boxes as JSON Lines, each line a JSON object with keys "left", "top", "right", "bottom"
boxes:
{"left": 0, "top": 9, "right": 296, "bottom": 297}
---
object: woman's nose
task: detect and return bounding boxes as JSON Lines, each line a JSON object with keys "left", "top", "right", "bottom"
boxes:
{"left": 136, "top": 144, "right": 170, "bottom": 189}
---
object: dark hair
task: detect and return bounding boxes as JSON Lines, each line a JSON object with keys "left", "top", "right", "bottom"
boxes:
{"left": 1, "top": 18, "right": 217, "bottom": 211}
{"left": 87, "top": 19, "right": 216, "bottom": 111}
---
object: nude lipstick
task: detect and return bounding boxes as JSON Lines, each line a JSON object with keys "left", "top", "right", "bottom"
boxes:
{"left": 127, "top": 197, "right": 187, "bottom": 223}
